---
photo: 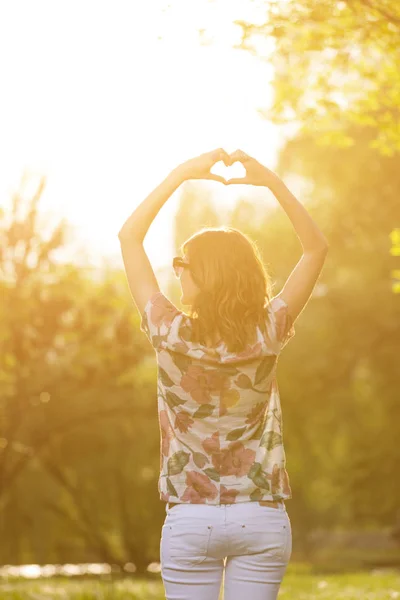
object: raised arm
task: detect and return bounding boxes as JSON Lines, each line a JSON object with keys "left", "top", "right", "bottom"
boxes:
{"left": 226, "top": 149, "right": 329, "bottom": 325}
{"left": 117, "top": 148, "right": 232, "bottom": 317}
{"left": 268, "top": 177, "right": 329, "bottom": 324}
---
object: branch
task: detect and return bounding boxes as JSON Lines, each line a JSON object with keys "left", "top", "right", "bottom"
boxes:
{"left": 348, "top": 0, "right": 400, "bottom": 27}
{"left": 38, "top": 453, "right": 120, "bottom": 564}
{"left": 0, "top": 403, "right": 134, "bottom": 504}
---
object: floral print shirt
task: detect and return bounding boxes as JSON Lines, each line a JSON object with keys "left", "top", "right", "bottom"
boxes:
{"left": 140, "top": 291, "right": 295, "bottom": 505}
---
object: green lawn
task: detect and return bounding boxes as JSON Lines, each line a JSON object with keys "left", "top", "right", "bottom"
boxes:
{"left": 0, "top": 565, "right": 399, "bottom": 599}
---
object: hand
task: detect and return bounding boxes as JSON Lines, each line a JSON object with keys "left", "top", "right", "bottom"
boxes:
{"left": 224, "top": 149, "right": 281, "bottom": 189}
{"left": 175, "top": 148, "right": 232, "bottom": 183}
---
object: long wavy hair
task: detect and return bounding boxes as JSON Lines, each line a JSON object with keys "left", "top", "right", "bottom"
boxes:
{"left": 181, "top": 226, "right": 274, "bottom": 354}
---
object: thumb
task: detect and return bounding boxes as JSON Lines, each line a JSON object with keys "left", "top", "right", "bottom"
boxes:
{"left": 205, "top": 174, "right": 227, "bottom": 184}
{"left": 225, "top": 178, "right": 248, "bottom": 185}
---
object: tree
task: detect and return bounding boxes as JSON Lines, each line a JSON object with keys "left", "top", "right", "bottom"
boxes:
{"left": 0, "top": 174, "right": 163, "bottom": 569}
{"left": 275, "top": 123, "right": 400, "bottom": 530}
{"left": 227, "top": 0, "right": 400, "bottom": 156}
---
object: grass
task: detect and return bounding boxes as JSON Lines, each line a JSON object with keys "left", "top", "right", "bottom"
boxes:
{"left": 0, "top": 564, "right": 399, "bottom": 599}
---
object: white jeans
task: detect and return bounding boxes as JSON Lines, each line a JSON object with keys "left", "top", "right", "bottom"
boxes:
{"left": 160, "top": 500, "right": 292, "bottom": 600}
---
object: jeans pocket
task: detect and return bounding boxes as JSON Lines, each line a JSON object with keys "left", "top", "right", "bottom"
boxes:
{"left": 164, "top": 523, "right": 213, "bottom": 567}
{"left": 239, "top": 522, "right": 290, "bottom": 560}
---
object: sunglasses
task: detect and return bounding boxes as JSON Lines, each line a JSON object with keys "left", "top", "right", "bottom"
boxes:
{"left": 173, "top": 256, "right": 190, "bottom": 278}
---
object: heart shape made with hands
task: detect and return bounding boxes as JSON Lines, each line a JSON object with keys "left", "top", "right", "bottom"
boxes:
{"left": 210, "top": 157, "right": 246, "bottom": 183}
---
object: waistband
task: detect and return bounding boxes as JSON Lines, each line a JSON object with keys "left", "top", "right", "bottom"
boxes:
{"left": 167, "top": 499, "right": 284, "bottom": 511}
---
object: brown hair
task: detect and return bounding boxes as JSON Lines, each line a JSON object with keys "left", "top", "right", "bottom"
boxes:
{"left": 181, "top": 226, "right": 274, "bottom": 354}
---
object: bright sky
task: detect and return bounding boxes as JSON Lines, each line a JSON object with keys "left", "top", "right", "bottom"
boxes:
{"left": 0, "top": 0, "right": 289, "bottom": 283}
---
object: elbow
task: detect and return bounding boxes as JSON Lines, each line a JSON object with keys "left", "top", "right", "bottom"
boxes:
{"left": 118, "top": 228, "right": 142, "bottom": 244}
{"left": 316, "top": 237, "right": 330, "bottom": 251}
{"left": 118, "top": 225, "right": 131, "bottom": 241}
{"left": 304, "top": 243, "right": 329, "bottom": 255}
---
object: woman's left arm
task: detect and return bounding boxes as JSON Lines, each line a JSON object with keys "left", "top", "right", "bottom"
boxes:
{"left": 118, "top": 147, "right": 230, "bottom": 243}
{"left": 118, "top": 168, "right": 186, "bottom": 244}
{"left": 117, "top": 149, "right": 229, "bottom": 317}
{"left": 117, "top": 169, "right": 186, "bottom": 318}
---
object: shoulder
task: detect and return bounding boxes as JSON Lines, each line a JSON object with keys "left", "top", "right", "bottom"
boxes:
{"left": 140, "top": 291, "right": 191, "bottom": 351}
{"left": 141, "top": 291, "right": 182, "bottom": 327}
{"left": 266, "top": 295, "right": 296, "bottom": 352}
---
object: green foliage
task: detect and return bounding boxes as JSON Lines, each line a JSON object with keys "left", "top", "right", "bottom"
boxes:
{"left": 232, "top": 0, "right": 400, "bottom": 156}
{"left": 0, "top": 121, "right": 399, "bottom": 571}
{"left": 0, "top": 177, "right": 163, "bottom": 569}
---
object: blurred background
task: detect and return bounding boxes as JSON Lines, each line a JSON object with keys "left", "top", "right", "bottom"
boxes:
{"left": 0, "top": 0, "right": 399, "bottom": 597}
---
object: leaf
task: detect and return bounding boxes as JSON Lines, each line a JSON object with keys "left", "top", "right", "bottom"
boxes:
{"left": 247, "top": 462, "right": 272, "bottom": 489}
{"left": 250, "top": 488, "right": 265, "bottom": 501}
{"left": 251, "top": 473, "right": 271, "bottom": 491}
{"left": 167, "top": 451, "right": 190, "bottom": 476}
{"left": 255, "top": 356, "right": 276, "bottom": 386}
{"left": 193, "top": 452, "right": 208, "bottom": 468}
{"left": 226, "top": 426, "right": 247, "bottom": 441}
{"left": 203, "top": 467, "right": 220, "bottom": 482}
{"left": 159, "top": 367, "right": 174, "bottom": 387}
{"left": 247, "top": 462, "right": 263, "bottom": 480}
{"left": 172, "top": 352, "right": 191, "bottom": 373}
{"left": 193, "top": 404, "right": 215, "bottom": 418}
{"left": 249, "top": 420, "right": 265, "bottom": 441}
{"left": 260, "top": 431, "right": 282, "bottom": 451}
{"left": 235, "top": 374, "right": 252, "bottom": 389}
{"left": 165, "top": 391, "right": 186, "bottom": 409}
{"left": 167, "top": 477, "right": 178, "bottom": 497}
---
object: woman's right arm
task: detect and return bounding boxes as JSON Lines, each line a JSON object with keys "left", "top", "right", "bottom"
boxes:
{"left": 226, "top": 149, "right": 329, "bottom": 326}
{"left": 268, "top": 177, "right": 329, "bottom": 327}
{"left": 227, "top": 150, "right": 329, "bottom": 328}
{"left": 268, "top": 177, "right": 329, "bottom": 253}
{"left": 225, "top": 148, "right": 329, "bottom": 252}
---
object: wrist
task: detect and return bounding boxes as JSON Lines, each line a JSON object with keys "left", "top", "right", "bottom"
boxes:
{"left": 266, "top": 174, "right": 284, "bottom": 193}
{"left": 171, "top": 165, "right": 189, "bottom": 184}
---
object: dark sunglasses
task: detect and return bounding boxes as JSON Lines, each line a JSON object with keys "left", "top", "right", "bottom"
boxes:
{"left": 173, "top": 256, "right": 190, "bottom": 278}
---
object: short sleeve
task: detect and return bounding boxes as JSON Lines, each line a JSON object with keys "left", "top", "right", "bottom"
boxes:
{"left": 268, "top": 296, "right": 296, "bottom": 352}
{"left": 140, "top": 291, "right": 182, "bottom": 350}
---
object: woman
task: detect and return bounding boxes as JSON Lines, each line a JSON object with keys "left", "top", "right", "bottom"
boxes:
{"left": 118, "top": 148, "right": 329, "bottom": 600}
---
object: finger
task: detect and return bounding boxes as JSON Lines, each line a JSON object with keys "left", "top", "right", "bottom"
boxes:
{"left": 204, "top": 174, "right": 227, "bottom": 184}
{"left": 225, "top": 178, "right": 249, "bottom": 185}
{"left": 230, "top": 149, "right": 249, "bottom": 162}
{"left": 220, "top": 148, "right": 232, "bottom": 166}
{"left": 230, "top": 149, "right": 250, "bottom": 163}
{"left": 210, "top": 147, "right": 230, "bottom": 164}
